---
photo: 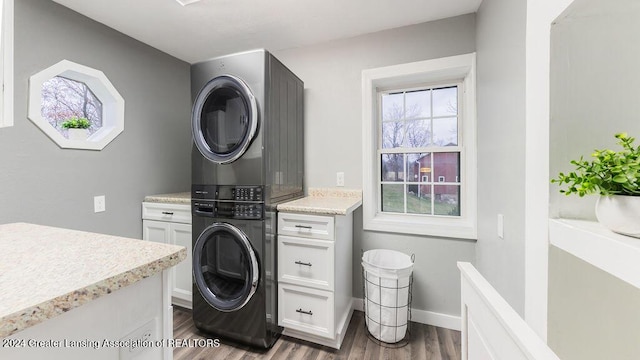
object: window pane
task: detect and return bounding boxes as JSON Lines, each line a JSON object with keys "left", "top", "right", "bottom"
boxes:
{"left": 405, "top": 120, "right": 431, "bottom": 147}
{"left": 381, "top": 184, "right": 404, "bottom": 213}
{"left": 405, "top": 90, "right": 430, "bottom": 119}
{"left": 433, "top": 117, "right": 457, "bottom": 146}
{"left": 433, "top": 152, "right": 460, "bottom": 183}
{"left": 434, "top": 185, "right": 460, "bottom": 216}
{"left": 381, "top": 93, "right": 404, "bottom": 122}
{"left": 41, "top": 76, "right": 104, "bottom": 139}
{"left": 382, "top": 121, "right": 404, "bottom": 148}
{"left": 381, "top": 154, "right": 405, "bottom": 181}
{"left": 406, "top": 153, "right": 430, "bottom": 183}
{"left": 407, "top": 185, "right": 431, "bottom": 215}
{"left": 432, "top": 86, "right": 457, "bottom": 117}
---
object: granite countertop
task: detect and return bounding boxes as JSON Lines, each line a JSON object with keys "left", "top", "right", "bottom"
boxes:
{"left": 0, "top": 223, "right": 186, "bottom": 338}
{"left": 277, "top": 188, "right": 362, "bottom": 215}
{"left": 143, "top": 191, "right": 190, "bottom": 205}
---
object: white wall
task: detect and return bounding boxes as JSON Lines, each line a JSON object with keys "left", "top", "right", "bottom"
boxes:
{"left": 524, "top": 0, "right": 575, "bottom": 341}
{"left": 548, "top": 1, "right": 640, "bottom": 358}
{"left": 475, "top": 0, "right": 527, "bottom": 315}
{"left": 274, "top": 14, "right": 477, "bottom": 321}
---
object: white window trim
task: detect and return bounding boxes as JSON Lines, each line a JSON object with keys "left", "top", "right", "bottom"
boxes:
{"left": 27, "top": 60, "right": 125, "bottom": 150}
{"left": 0, "top": 0, "right": 14, "bottom": 128}
{"left": 362, "top": 53, "right": 477, "bottom": 239}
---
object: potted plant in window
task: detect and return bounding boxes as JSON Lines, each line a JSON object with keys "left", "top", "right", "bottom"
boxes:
{"left": 61, "top": 116, "right": 91, "bottom": 141}
{"left": 552, "top": 132, "right": 640, "bottom": 238}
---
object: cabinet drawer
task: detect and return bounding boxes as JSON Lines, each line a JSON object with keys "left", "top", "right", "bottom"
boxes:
{"left": 142, "top": 202, "right": 191, "bottom": 224}
{"left": 278, "top": 236, "right": 334, "bottom": 291}
{"left": 278, "top": 284, "right": 334, "bottom": 339}
{"left": 278, "top": 213, "right": 334, "bottom": 240}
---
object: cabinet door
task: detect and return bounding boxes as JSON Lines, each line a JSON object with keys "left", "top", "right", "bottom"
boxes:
{"left": 170, "top": 223, "right": 193, "bottom": 305}
{"left": 143, "top": 220, "right": 170, "bottom": 244}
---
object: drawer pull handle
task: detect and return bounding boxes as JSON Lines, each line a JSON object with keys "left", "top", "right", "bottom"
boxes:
{"left": 295, "top": 261, "right": 312, "bottom": 267}
{"left": 295, "top": 225, "right": 312, "bottom": 229}
{"left": 161, "top": 211, "right": 174, "bottom": 215}
{"left": 296, "top": 308, "right": 313, "bottom": 316}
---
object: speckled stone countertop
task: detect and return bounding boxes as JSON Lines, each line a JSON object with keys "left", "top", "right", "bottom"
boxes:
{"left": 277, "top": 188, "right": 362, "bottom": 215}
{"left": 0, "top": 223, "right": 186, "bottom": 338}
{"left": 143, "top": 192, "right": 190, "bottom": 204}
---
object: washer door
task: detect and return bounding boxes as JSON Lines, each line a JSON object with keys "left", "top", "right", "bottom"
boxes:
{"left": 192, "top": 75, "right": 258, "bottom": 164}
{"left": 193, "top": 222, "right": 260, "bottom": 312}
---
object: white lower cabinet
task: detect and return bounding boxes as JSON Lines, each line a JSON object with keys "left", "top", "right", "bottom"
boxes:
{"left": 279, "top": 283, "right": 334, "bottom": 339}
{"left": 277, "top": 211, "right": 353, "bottom": 349}
{"left": 143, "top": 202, "right": 192, "bottom": 309}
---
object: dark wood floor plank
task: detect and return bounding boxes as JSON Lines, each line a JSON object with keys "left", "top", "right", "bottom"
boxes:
{"left": 425, "top": 324, "right": 442, "bottom": 360}
{"left": 172, "top": 307, "right": 460, "bottom": 360}
{"left": 436, "top": 327, "right": 458, "bottom": 360}
{"left": 346, "top": 313, "right": 371, "bottom": 360}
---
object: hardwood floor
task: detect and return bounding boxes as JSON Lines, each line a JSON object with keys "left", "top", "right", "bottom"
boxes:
{"left": 173, "top": 307, "right": 461, "bottom": 360}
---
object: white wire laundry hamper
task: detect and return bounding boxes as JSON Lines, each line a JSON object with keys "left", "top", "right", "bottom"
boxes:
{"left": 361, "top": 249, "right": 415, "bottom": 347}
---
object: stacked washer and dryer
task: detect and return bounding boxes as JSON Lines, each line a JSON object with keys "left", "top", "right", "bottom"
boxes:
{"left": 190, "top": 50, "right": 304, "bottom": 348}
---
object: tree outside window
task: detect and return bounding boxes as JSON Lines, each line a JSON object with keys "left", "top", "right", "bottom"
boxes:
{"left": 41, "top": 76, "right": 103, "bottom": 138}
{"left": 379, "top": 86, "right": 461, "bottom": 217}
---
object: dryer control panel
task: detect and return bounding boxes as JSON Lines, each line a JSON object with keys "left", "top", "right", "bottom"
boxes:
{"left": 192, "top": 184, "right": 263, "bottom": 202}
{"left": 192, "top": 185, "right": 265, "bottom": 220}
{"left": 192, "top": 200, "right": 264, "bottom": 220}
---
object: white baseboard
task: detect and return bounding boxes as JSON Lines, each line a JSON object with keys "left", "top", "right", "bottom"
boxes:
{"left": 352, "top": 298, "right": 461, "bottom": 331}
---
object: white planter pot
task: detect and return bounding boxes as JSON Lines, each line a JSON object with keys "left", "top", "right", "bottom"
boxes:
{"left": 595, "top": 195, "right": 640, "bottom": 238}
{"left": 67, "top": 128, "right": 88, "bottom": 141}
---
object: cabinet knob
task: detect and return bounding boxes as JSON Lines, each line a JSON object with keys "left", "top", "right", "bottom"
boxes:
{"left": 295, "top": 261, "right": 312, "bottom": 267}
{"left": 295, "top": 225, "right": 312, "bottom": 230}
{"left": 162, "top": 211, "right": 174, "bottom": 215}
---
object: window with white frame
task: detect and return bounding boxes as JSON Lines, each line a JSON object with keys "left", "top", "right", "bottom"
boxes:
{"left": 362, "top": 53, "right": 477, "bottom": 239}
{"left": 0, "top": 0, "right": 14, "bottom": 128}
{"left": 28, "top": 60, "right": 125, "bottom": 150}
{"left": 380, "top": 84, "right": 461, "bottom": 216}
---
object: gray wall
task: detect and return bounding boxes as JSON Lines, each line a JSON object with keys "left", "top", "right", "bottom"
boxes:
{"left": 548, "top": 1, "right": 640, "bottom": 358}
{"left": 475, "top": 0, "right": 527, "bottom": 315}
{"left": 0, "top": 0, "right": 191, "bottom": 238}
{"left": 274, "top": 15, "right": 477, "bottom": 316}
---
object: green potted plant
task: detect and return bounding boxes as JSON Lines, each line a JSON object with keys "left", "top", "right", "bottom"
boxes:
{"left": 552, "top": 132, "right": 640, "bottom": 237}
{"left": 61, "top": 116, "right": 91, "bottom": 140}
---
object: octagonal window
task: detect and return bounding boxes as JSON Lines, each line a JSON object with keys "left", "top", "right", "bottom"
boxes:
{"left": 42, "top": 76, "right": 104, "bottom": 139}
{"left": 28, "top": 60, "right": 125, "bottom": 150}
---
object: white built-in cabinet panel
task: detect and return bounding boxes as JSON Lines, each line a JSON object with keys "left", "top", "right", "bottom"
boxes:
{"left": 458, "top": 262, "right": 559, "bottom": 360}
{"left": 278, "top": 212, "right": 335, "bottom": 240}
{"left": 277, "top": 211, "right": 353, "bottom": 349}
{"left": 143, "top": 202, "right": 192, "bottom": 309}
{"left": 170, "top": 222, "right": 193, "bottom": 306}
{"left": 279, "top": 283, "right": 334, "bottom": 339}
{"left": 278, "top": 235, "right": 334, "bottom": 291}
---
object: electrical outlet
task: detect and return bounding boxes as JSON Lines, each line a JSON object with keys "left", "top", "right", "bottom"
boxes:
{"left": 336, "top": 172, "right": 345, "bottom": 187}
{"left": 497, "top": 214, "right": 504, "bottom": 239}
{"left": 94, "top": 195, "right": 106, "bottom": 213}
{"left": 119, "top": 318, "right": 157, "bottom": 360}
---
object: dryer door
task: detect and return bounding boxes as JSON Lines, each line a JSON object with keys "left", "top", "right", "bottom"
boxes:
{"left": 192, "top": 75, "right": 258, "bottom": 164}
{"left": 193, "top": 222, "right": 259, "bottom": 312}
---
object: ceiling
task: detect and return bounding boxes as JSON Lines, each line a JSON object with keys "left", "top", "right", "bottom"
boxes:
{"left": 51, "top": 0, "right": 482, "bottom": 64}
